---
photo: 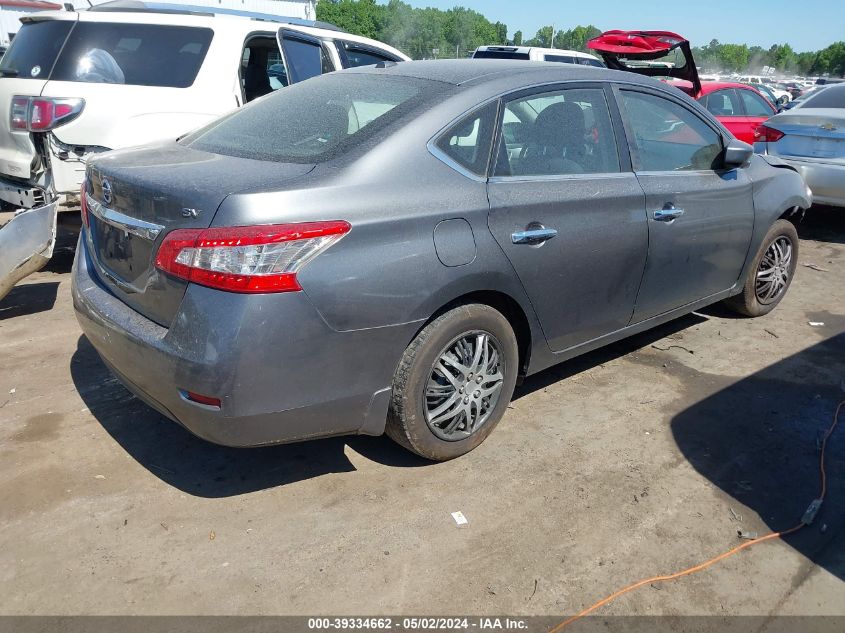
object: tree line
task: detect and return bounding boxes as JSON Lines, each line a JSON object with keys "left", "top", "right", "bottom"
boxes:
{"left": 316, "top": 0, "right": 845, "bottom": 77}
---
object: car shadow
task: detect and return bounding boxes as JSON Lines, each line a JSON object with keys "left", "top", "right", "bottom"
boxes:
{"left": 70, "top": 336, "right": 429, "bottom": 498}
{"left": 799, "top": 205, "right": 845, "bottom": 245}
{"left": 670, "top": 333, "right": 845, "bottom": 581}
{"left": 514, "top": 312, "right": 707, "bottom": 399}
{"left": 0, "top": 281, "right": 59, "bottom": 320}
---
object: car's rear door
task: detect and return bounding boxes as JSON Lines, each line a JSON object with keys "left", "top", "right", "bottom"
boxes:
{"left": 614, "top": 86, "right": 755, "bottom": 322}
{"left": 486, "top": 83, "right": 649, "bottom": 353}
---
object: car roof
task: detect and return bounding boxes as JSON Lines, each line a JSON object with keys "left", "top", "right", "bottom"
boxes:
{"left": 346, "top": 58, "right": 641, "bottom": 87}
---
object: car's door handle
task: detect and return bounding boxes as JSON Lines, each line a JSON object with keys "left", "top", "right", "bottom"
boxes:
{"left": 653, "top": 205, "right": 685, "bottom": 222}
{"left": 511, "top": 228, "right": 558, "bottom": 245}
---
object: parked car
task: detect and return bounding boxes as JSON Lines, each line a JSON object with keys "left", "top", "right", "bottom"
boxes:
{"left": 754, "top": 83, "right": 845, "bottom": 208}
{"left": 0, "top": 0, "right": 408, "bottom": 300}
{"left": 73, "top": 60, "right": 810, "bottom": 461}
{"left": 748, "top": 82, "right": 782, "bottom": 109}
{"left": 739, "top": 75, "right": 792, "bottom": 105}
{"left": 782, "top": 84, "right": 829, "bottom": 110}
{"left": 472, "top": 45, "right": 605, "bottom": 67}
{"left": 586, "top": 31, "right": 775, "bottom": 144}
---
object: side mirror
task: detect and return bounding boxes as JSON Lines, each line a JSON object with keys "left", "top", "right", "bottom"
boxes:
{"left": 723, "top": 138, "right": 753, "bottom": 168}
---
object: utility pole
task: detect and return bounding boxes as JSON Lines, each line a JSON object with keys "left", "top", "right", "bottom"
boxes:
{"left": 550, "top": 23, "right": 555, "bottom": 48}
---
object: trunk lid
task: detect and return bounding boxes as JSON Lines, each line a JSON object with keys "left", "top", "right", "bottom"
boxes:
{"left": 765, "top": 109, "right": 845, "bottom": 162}
{"left": 85, "top": 143, "right": 315, "bottom": 326}
{"left": 588, "top": 30, "right": 701, "bottom": 97}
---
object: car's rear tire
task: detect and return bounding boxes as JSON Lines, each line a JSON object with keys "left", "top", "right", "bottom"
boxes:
{"left": 724, "top": 219, "right": 798, "bottom": 317}
{"left": 386, "top": 304, "right": 519, "bottom": 461}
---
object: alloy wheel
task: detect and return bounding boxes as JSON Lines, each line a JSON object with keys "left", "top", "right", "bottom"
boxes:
{"left": 424, "top": 331, "right": 505, "bottom": 441}
{"left": 755, "top": 236, "right": 793, "bottom": 304}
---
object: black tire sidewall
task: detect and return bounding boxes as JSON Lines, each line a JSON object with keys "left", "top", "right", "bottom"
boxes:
{"left": 392, "top": 305, "right": 518, "bottom": 461}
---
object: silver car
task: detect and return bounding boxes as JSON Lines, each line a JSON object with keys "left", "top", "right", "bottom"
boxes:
{"left": 754, "top": 83, "right": 845, "bottom": 208}
{"left": 72, "top": 60, "right": 811, "bottom": 461}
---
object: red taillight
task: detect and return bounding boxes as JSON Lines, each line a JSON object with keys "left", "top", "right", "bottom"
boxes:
{"left": 80, "top": 181, "right": 89, "bottom": 227}
{"left": 154, "top": 221, "right": 352, "bottom": 294}
{"left": 754, "top": 125, "right": 785, "bottom": 143}
{"left": 9, "top": 96, "right": 84, "bottom": 132}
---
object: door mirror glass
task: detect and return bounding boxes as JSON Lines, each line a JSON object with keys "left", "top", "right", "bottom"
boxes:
{"left": 723, "top": 138, "right": 753, "bottom": 167}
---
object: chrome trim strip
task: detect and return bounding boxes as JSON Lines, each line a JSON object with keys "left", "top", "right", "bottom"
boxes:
{"left": 85, "top": 193, "right": 164, "bottom": 241}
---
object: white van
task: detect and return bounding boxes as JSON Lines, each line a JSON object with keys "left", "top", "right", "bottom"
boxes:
{"left": 0, "top": 0, "right": 408, "bottom": 298}
{"left": 472, "top": 45, "right": 605, "bottom": 68}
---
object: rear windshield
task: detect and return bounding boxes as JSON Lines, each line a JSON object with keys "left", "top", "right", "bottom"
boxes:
{"left": 473, "top": 50, "right": 530, "bottom": 60}
{"left": 0, "top": 20, "right": 212, "bottom": 87}
{"left": 801, "top": 84, "right": 845, "bottom": 109}
{"left": 181, "top": 73, "right": 450, "bottom": 163}
{"left": 0, "top": 20, "right": 73, "bottom": 79}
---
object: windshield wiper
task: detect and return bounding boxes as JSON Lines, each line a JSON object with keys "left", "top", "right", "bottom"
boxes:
{"left": 0, "top": 68, "right": 19, "bottom": 77}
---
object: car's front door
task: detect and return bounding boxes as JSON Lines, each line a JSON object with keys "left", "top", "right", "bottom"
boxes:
{"left": 486, "top": 85, "right": 649, "bottom": 353}
{"left": 615, "top": 87, "right": 755, "bottom": 322}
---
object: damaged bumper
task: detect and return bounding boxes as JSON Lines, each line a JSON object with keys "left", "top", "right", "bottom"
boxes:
{"left": 0, "top": 200, "right": 58, "bottom": 301}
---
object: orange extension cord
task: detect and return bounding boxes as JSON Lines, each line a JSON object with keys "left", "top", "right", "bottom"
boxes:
{"left": 550, "top": 399, "right": 845, "bottom": 633}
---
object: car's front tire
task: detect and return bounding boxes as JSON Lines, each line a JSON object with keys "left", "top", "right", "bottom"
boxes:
{"left": 386, "top": 304, "right": 519, "bottom": 461}
{"left": 724, "top": 219, "right": 799, "bottom": 317}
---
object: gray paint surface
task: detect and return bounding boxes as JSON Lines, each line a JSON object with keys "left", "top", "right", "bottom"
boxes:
{"left": 72, "top": 59, "right": 811, "bottom": 448}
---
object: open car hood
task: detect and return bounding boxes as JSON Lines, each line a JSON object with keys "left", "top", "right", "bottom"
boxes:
{"left": 588, "top": 30, "right": 701, "bottom": 97}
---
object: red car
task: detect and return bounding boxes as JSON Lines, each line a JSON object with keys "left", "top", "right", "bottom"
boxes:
{"left": 588, "top": 31, "right": 775, "bottom": 144}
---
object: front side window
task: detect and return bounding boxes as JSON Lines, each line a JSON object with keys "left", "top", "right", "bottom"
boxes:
{"left": 434, "top": 102, "right": 497, "bottom": 176}
{"left": 619, "top": 90, "right": 723, "bottom": 172}
{"left": 495, "top": 88, "right": 620, "bottom": 177}
{"left": 49, "top": 23, "right": 213, "bottom": 87}
{"left": 183, "top": 74, "right": 448, "bottom": 163}
{"left": 739, "top": 89, "right": 774, "bottom": 116}
{"left": 704, "top": 90, "right": 741, "bottom": 117}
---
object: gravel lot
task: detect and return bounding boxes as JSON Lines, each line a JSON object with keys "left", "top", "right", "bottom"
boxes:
{"left": 0, "top": 207, "right": 843, "bottom": 621}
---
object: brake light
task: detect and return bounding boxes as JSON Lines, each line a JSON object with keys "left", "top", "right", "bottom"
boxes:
{"left": 155, "top": 222, "right": 351, "bottom": 294}
{"left": 754, "top": 125, "right": 785, "bottom": 143}
{"left": 80, "top": 182, "right": 89, "bottom": 228}
{"left": 9, "top": 96, "right": 84, "bottom": 132}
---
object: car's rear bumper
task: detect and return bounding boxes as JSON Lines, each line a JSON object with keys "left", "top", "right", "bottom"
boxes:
{"left": 72, "top": 236, "right": 415, "bottom": 447}
{"left": 778, "top": 157, "right": 845, "bottom": 208}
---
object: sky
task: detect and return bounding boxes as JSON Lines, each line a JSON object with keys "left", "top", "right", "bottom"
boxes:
{"left": 405, "top": 0, "right": 841, "bottom": 53}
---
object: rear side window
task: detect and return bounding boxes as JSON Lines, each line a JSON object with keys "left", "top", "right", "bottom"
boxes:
{"left": 620, "top": 90, "right": 723, "bottom": 171}
{"left": 183, "top": 74, "right": 448, "bottom": 163}
{"left": 338, "top": 41, "right": 398, "bottom": 67}
{"left": 49, "top": 23, "right": 213, "bottom": 87}
{"left": 435, "top": 102, "right": 498, "bottom": 176}
{"left": 801, "top": 84, "right": 845, "bottom": 108}
{"left": 495, "top": 88, "right": 620, "bottom": 177}
{"left": 0, "top": 20, "right": 73, "bottom": 79}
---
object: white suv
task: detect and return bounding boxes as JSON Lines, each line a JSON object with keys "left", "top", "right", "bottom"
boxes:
{"left": 472, "top": 45, "right": 605, "bottom": 67}
{"left": 0, "top": 1, "right": 408, "bottom": 298}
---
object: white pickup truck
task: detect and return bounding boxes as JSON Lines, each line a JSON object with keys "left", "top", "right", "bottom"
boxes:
{"left": 0, "top": 0, "right": 408, "bottom": 299}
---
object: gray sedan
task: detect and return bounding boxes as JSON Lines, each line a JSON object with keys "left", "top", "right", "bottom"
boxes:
{"left": 72, "top": 60, "right": 811, "bottom": 461}
{"left": 754, "top": 83, "right": 845, "bottom": 208}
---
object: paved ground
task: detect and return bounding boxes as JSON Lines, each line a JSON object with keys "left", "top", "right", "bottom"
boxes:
{"left": 0, "top": 208, "right": 843, "bottom": 620}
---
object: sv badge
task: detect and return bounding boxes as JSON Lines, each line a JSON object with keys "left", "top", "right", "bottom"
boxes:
{"left": 181, "top": 208, "right": 202, "bottom": 218}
